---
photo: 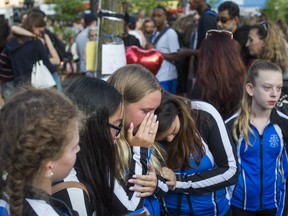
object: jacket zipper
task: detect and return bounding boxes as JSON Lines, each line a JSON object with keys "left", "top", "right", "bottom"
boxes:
{"left": 259, "top": 134, "right": 263, "bottom": 210}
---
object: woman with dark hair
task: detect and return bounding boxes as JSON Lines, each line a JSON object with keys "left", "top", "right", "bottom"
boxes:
{"left": 154, "top": 92, "right": 238, "bottom": 215}
{"left": 53, "top": 77, "right": 155, "bottom": 216}
{"left": 190, "top": 29, "right": 246, "bottom": 119}
{"left": 5, "top": 12, "right": 57, "bottom": 86}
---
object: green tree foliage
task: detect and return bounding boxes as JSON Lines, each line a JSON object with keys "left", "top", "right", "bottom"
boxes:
{"left": 128, "top": 0, "right": 221, "bottom": 15}
{"left": 127, "top": 0, "right": 176, "bottom": 15}
{"left": 262, "top": 0, "right": 288, "bottom": 21}
{"left": 46, "top": 0, "right": 84, "bottom": 21}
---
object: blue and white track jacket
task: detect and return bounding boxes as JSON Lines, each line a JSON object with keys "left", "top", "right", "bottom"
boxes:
{"left": 158, "top": 101, "right": 238, "bottom": 216}
{"left": 225, "top": 109, "right": 288, "bottom": 215}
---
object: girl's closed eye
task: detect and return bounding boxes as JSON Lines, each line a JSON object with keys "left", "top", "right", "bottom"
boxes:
{"left": 263, "top": 86, "right": 271, "bottom": 91}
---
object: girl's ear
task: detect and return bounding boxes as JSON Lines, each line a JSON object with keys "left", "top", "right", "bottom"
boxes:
{"left": 43, "top": 161, "right": 54, "bottom": 178}
{"left": 246, "top": 83, "right": 254, "bottom": 97}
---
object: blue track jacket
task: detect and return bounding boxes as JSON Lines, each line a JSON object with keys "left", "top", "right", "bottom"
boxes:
{"left": 225, "top": 109, "right": 288, "bottom": 215}
{"left": 145, "top": 101, "right": 238, "bottom": 215}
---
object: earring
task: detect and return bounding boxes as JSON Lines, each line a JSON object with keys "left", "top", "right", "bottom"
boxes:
{"left": 46, "top": 172, "right": 53, "bottom": 177}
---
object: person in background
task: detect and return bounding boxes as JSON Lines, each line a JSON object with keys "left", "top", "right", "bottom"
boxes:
{"left": 225, "top": 60, "right": 288, "bottom": 216}
{"left": 65, "top": 36, "right": 79, "bottom": 75}
{"left": 128, "top": 15, "right": 147, "bottom": 48}
{"left": 123, "top": 13, "right": 141, "bottom": 48}
{"left": 190, "top": 29, "right": 246, "bottom": 119}
{"left": 172, "top": 13, "right": 198, "bottom": 96}
{"left": 136, "top": 10, "right": 146, "bottom": 30}
{"left": 179, "top": 0, "right": 217, "bottom": 93}
{"left": 217, "top": 1, "right": 252, "bottom": 66}
{"left": 11, "top": 8, "right": 64, "bottom": 91}
{"left": 148, "top": 6, "right": 180, "bottom": 94}
{"left": 154, "top": 92, "right": 238, "bottom": 215}
{"left": 188, "top": 0, "right": 217, "bottom": 50}
{"left": 75, "top": 13, "right": 97, "bottom": 74}
{"left": 84, "top": 27, "right": 97, "bottom": 75}
{"left": 246, "top": 20, "right": 288, "bottom": 73}
{"left": 217, "top": 1, "right": 239, "bottom": 34}
{"left": 46, "top": 17, "right": 55, "bottom": 33}
{"left": 0, "top": 88, "right": 81, "bottom": 216}
{"left": 142, "top": 19, "right": 155, "bottom": 43}
{"left": 5, "top": 12, "right": 57, "bottom": 87}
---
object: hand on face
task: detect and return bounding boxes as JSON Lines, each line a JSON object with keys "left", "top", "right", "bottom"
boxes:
{"left": 128, "top": 163, "right": 157, "bottom": 197}
{"left": 161, "top": 167, "right": 176, "bottom": 191}
{"left": 126, "top": 112, "right": 158, "bottom": 148}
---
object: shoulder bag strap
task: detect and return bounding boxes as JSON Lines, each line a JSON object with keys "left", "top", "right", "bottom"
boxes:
{"left": 52, "top": 181, "right": 90, "bottom": 200}
{"left": 152, "top": 26, "right": 170, "bottom": 46}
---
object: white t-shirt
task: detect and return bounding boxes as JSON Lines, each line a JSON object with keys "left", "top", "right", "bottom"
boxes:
{"left": 153, "top": 28, "right": 180, "bottom": 82}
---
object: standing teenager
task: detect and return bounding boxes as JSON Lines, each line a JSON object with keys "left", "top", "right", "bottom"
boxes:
{"left": 226, "top": 60, "right": 288, "bottom": 216}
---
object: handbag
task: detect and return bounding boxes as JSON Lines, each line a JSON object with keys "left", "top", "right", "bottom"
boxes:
{"left": 31, "top": 60, "right": 56, "bottom": 89}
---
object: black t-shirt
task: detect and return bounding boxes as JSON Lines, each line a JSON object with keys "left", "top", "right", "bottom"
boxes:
{"left": 122, "top": 34, "right": 141, "bottom": 48}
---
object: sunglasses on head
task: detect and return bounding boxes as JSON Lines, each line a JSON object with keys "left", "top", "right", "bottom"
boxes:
{"left": 216, "top": 16, "right": 230, "bottom": 24}
{"left": 259, "top": 21, "right": 268, "bottom": 31}
{"left": 205, "top": 29, "right": 233, "bottom": 39}
{"left": 107, "top": 119, "right": 123, "bottom": 137}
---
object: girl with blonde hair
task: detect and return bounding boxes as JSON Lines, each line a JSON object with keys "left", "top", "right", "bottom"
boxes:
{"left": 246, "top": 20, "right": 288, "bottom": 72}
{"left": 108, "top": 64, "right": 174, "bottom": 214}
{"left": 226, "top": 60, "right": 288, "bottom": 216}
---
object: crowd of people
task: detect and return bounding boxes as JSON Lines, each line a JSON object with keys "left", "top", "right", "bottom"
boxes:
{"left": 0, "top": 0, "right": 288, "bottom": 215}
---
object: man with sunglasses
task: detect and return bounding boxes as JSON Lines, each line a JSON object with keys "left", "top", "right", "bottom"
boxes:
{"left": 217, "top": 1, "right": 239, "bottom": 34}
{"left": 217, "top": 1, "right": 252, "bottom": 66}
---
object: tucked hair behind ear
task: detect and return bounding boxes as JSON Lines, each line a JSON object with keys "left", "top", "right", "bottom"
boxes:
{"left": 233, "top": 60, "right": 282, "bottom": 146}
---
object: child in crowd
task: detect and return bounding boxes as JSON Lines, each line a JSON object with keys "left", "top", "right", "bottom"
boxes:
{"left": 54, "top": 75, "right": 157, "bottom": 216}
{"left": 108, "top": 64, "right": 165, "bottom": 214}
{"left": 226, "top": 60, "right": 288, "bottom": 216}
{"left": 0, "top": 88, "right": 81, "bottom": 216}
{"left": 153, "top": 92, "right": 238, "bottom": 215}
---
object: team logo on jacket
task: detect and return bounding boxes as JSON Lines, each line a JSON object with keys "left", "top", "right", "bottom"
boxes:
{"left": 269, "top": 134, "right": 279, "bottom": 148}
